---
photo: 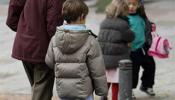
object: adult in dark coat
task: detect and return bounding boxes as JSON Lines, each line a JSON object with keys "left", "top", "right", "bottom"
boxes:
{"left": 6, "top": 0, "right": 64, "bottom": 100}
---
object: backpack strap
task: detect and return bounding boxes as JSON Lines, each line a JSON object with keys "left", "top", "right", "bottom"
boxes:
{"left": 155, "top": 36, "right": 161, "bottom": 52}
{"left": 87, "top": 30, "right": 98, "bottom": 38}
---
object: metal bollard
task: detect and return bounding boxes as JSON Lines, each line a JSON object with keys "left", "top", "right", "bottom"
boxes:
{"left": 118, "top": 59, "right": 132, "bottom": 100}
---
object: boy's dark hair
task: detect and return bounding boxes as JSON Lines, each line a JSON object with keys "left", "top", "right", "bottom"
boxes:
{"left": 62, "top": 0, "right": 89, "bottom": 23}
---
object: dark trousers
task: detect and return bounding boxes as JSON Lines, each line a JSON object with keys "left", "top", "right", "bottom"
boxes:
{"left": 22, "top": 61, "right": 54, "bottom": 100}
{"left": 130, "top": 48, "right": 156, "bottom": 89}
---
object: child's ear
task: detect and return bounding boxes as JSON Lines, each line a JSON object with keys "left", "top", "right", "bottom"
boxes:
{"left": 80, "top": 14, "right": 86, "bottom": 20}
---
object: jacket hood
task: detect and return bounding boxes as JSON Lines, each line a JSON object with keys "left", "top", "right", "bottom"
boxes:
{"left": 54, "top": 26, "right": 90, "bottom": 54}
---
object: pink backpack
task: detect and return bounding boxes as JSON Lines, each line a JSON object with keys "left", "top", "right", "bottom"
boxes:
{"left": 148, "top": 35, "right": 172, "bottom": 58}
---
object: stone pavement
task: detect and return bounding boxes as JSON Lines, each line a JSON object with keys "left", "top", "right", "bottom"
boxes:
{"left": 0, "top": 0, "right": 175, "bottom": 100}
{"left": 0, "top": 93, "right": 60, "bottom": 100}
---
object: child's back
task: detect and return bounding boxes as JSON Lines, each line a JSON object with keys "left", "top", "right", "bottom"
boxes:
{"left": 46, "top": 26, "right": 107, "bottom": 99}
{"left": 45, "top": 0, "right": 108, "bottom": 99}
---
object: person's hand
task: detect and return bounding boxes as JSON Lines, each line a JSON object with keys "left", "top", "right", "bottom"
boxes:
{"left": 151, "top": 23, "right": 156, "bottom": 32}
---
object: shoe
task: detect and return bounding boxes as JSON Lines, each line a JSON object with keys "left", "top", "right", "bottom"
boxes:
{"left": 132, "top": 92, "right": 136, "bottom": 100}
{"left": 140, "top": 86, "right": 155, "bottom": 96}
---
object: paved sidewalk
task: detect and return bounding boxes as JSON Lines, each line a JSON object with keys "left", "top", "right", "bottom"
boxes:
{"left": 0, "top": 93, "right": 60, "bottom": 100}
{"left": 0, "top": 0, "right": 175, "bottom": 100}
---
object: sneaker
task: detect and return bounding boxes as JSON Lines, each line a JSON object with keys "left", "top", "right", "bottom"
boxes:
{"left": 132, "top": 92, "right": 136, "bottom": 100}
{"left": 140, "top": 86, "right": 155, "bottom": 96}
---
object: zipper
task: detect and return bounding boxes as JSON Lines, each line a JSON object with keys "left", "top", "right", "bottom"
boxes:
{"left": 142, "top": 48, "right": 146, "bottom": 55}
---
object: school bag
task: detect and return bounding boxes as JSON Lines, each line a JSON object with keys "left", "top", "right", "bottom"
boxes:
{"left": 148, "top": 33, "right": 172, "bottom": 58}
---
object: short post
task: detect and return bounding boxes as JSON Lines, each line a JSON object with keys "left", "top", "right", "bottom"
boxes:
{"left": 118, "top": 59, "right": 132, "bottom": 100}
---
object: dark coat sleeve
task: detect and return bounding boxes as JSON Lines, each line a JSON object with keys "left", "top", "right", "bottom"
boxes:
{"left": 142, "top": 18, "right": 153, "bottom": 52}
{"left": 6, "top": 0, "right": 26, "bottom": 32}
{"left": 145, "top": 19, "right": 153, "bottom": 46}
{"left": 46, "top": 0, "right": 64, "bottom": 39}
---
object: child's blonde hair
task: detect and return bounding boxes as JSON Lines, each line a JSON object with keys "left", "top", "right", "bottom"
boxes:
{"left": 106, "top": 0, "right": 129, "bottom": 18}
